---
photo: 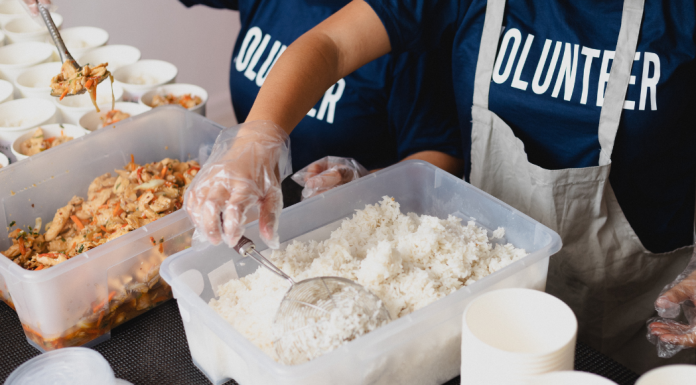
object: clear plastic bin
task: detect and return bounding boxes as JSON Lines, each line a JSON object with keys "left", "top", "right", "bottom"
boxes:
{"left": 160, "top": 160, "right": 563, "bottom": 385}
{"left": 0, "top": 106, "right": 222, "bottom": 351}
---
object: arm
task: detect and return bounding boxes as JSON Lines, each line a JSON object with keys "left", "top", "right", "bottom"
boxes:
{"left": 246, "top": 0, "right": 391, "bottom": 132}
{"left": 401, "top": 151, "right": 464, "bottom": 176}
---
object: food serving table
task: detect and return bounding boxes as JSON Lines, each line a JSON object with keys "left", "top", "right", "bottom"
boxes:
{"left": 0, "top": 299, "right": 640, "bottom": 385}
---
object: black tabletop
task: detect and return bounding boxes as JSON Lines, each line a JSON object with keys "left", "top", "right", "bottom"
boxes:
{"left": 0, "top": 299, "right": 640, "bottom": 385}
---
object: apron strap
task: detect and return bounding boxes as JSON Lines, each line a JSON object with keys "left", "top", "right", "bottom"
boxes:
{"left": 472, "top": 0, "right": 506, "bottom": 109}
{"left": 598, "top": 0, "right": 645, "bottom": 166}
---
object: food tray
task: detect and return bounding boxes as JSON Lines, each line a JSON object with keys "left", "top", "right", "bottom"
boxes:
{"left": 160, "top": 160, "right": 563, "bottom": 385}
{"left": 0, "top": 107, "right": 222, "bottom": 351}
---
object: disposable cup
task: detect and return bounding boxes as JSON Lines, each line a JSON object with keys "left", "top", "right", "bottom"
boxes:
{"left": 0, "top": 41, "right": 53, "bottom": 81}
{"left": 0, "top": 30, "right": 5, "bottom": 46}
{"left": 0, "top": 98, "right": 56, "bottom": 161}
{"left": 3, "top": 13, "right": 62, "bottom": 44}
{"left": 0, "top": 0, "right": 25, "bottom": 27}
{"left": 636, "top": 364, "right": 696, "bottom": 385}
{"left": 14, "top": 61, "right": 61, "bottom": 100}
{"left": 113, "top": 60, "right": 177, "bottom": 102}
{"left": 54, "top": 81, "right": 124, "bottom": 124}
{"left": 79, "top": 101, "right": 151, "bottom": 132}
{"left": 11, "top": 123, "right": 86, "bottom": 161}
{"left": 78, "top": 44, "right": 141, "bottom": 71}
{"left": 529, "top": 371, "right": 618, "bottom": 385}
{"left": 44, "top": 26, "right": 108, "bottom": 57}
{"left": 0, "top": 151, "right": 8, "bottom": 168}
{"left": 139, "top": 83, "right": 208, "bottom": 116}
{"left": 4, "top": 347, "right": 130, "bottom": 385}
{"left": 0, "top": 78, "right": 12, "bottom": 103}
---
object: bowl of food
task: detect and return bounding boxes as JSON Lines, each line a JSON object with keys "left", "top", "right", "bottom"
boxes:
{"left": 0, "top": 41, "right": 53, "bottom": 82}
{"left": 0, "top": 98, "right": 56, "bottom": 162}
{"left": 54, "top": 80, "right": 124, "bottom": 125}
{"left": 14, "top": 61, "right": 61, "bottom": 100}
{"left": 113, "top": 60, "right": 177, "bottom": 102}
{"left": 140, "top": 84, "right": 208, "bottom": 116}
{"left": 0, "top": 0, "right": 25, "bottom": 28}
{"left": 0, "top": 78, "right": 13, "bottom": 103}
{"left": 45, "top": 26, "right": 108, "bottom": 58}
{"left": 11, "top": 124, "right": 86, "bottom": 162}
{"left": 78, "top": 45, "right": 140, "bottom": 72}
{"left": 3, "top": 13, "right": 62, "bottom": 44}
{"left": 79, "top": 102, "right": 151, "bottom": 132}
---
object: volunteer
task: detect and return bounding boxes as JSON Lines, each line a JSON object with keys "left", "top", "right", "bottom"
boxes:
{"left": 179, "top": 0, "right": 463, "bottom": 202}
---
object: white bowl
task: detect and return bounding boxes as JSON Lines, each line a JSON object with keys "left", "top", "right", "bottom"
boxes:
{"left": 0, "top": 78, "right": 13, "bottom": 103}
{"left": 45, "top": 26, "right": 108, "bottom": 58}
{"left": 54, "top": 81, "right": 124, "bottom": 124}
{"left": 530, "top": 371, "right": 618, "bottom": 385}
{"left": 79, "top": 101, "right": 151, "bottom": 132}
{"left": 11, "top": 123, "right": 86, "bottom": 161}
{"left": 113, "top": 60, "right": 178, "bottom": 102}
{"left": 140, "top": 83, "right": 208, "bottom": 116}
{"left": 0, "top": 151, "right": 8, "bottom": 168}
{"left": 0, "top": 41, "right": 53, "bottom": 81}
{"left": 3, "top": 13, "right": 62, "bottom": 44}
{"left": 78, "top": 45, "right": 140, "bottom": 71}
{"left": 0, "top": 30, "right": 5, "bottom": 46}
{"left": 0, "top": 0, "right": 25, "bottom": 28}
{"left": 5, "top": 347, "right": 121, "bottom": 385}
{"left": 14, "top": 61, "right": 61, "bottom": 100}
{"left": 0, "top": 98, "right": 56, "bottom": 162}
{"left": 637, "top": 364, "right": 696, "bottom": 385}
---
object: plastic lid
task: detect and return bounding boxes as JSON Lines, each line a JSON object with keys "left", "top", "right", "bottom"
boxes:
{"left": 5, "top": 348, "right": 119, "bottom": 385}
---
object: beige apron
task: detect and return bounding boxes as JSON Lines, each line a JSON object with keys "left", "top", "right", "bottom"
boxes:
{"left": 470, "top": 0, "right": 696, "bottom": 374}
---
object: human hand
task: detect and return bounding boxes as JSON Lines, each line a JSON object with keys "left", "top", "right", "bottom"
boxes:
{"left": 19, "top": 0, "right": 52, "bottom": 16}
{"left": 184, "top": 120, "right": 291, "bottom": 249}
{"left": 291, "top": 156, "right": 368, "bottom": 200}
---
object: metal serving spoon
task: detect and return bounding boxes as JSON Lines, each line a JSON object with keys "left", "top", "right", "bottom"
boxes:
{"left": 38, "top": 4, "right": 109, "bottom": 98}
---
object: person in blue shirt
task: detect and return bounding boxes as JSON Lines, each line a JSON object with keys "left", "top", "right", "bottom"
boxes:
{"left": 179, "top": 0, "right": 463, "bottom": 204}
{"left": 184, "top": 0, "right": 696, "bottom": 374}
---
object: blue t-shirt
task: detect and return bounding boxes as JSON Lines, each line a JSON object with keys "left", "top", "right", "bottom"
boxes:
{"left": 180, "top": 0, "right": 462, "bottom": 172}
{"left": 366, "top": 0, "right": 696, "bottom": 253}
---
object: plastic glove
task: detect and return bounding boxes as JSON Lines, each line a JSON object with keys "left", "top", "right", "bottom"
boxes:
{"left": 291, "top": 156, "right": 368, "bottom": 200}
{"left": 184, "top": 120, "right": 291, "bottom": 249}
{"left": 647, "top": 247, "right": 696, "bottom": 358}
{"left": 18, "top": 0, "right": 52, "bottom": 16}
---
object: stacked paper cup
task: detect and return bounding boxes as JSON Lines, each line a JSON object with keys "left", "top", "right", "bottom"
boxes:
{"left": 636, "top": 364, "right": 696, "bottom": 384}
{"left": 530, "top": 371, "right": 618, "bottom": 384}
{"left": 460, "top": 288, "right": 578, "bottom": 385}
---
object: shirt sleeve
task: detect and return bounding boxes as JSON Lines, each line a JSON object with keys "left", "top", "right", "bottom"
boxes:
{"left": 364, "top": 0, "right": 462, "bottom": 53}
{"left": 178, "top": 0, "right": 238, "bottom": 10}
{"left": 387, "top": 45, "right": 463, "bottom": 163}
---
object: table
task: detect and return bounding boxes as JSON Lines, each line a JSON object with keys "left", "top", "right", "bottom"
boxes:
{"left": 0, "top": 300, "right": 640, "bottom": 385}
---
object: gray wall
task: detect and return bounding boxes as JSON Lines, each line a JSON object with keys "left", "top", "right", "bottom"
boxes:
{"left": 55, "top": 0, "right": 241, "bottom": 127}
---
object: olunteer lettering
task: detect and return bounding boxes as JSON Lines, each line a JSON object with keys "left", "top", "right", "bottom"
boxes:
{"left": 235, "top": 26, "right": 346, "bottom": 124}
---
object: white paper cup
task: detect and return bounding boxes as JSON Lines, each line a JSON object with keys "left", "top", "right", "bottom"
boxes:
{"left": 530, "top": 371, "right": 617, "bottom": 385}
{"left": 45, "top": 26, "right": 108, "bottom": 58}
{"left": 0, "top": 30, "right": 5, "bottom": 46}
{"left": 78, "top": 45, "right": 141, "bottom": 71}
{"left": 0, "top": 0, "right": 25, "bottom": 28}
{"left": 140, "top": 83, "right": 208, "bottom": 116}
{"left": 0, "top": 151, "right": 8, "bottom": 168}
{"left": 636, "top": 364, "right": 696, "bottom": 385}
{"left": 113, "top": 60, "right": 177, "bottom": 102}
{"left": 3, "top": 13, "right": 62, "bottom": 44}
{"left": 0, "top": 78, "right": 12, "bottom": 103}
{"left": 11, "top": 123, "right": 86, "bottom": 161}
{"left": 54, "top": 81, "right": 124, "bottom": 124}
{"left": 0, "top": 41, "right": 53, "bottom": 82}
{"left": 79, "top": 101, "right": 151, "bottom": 132}
{"left": 0, "top": 98, "right": 56, "bottom": 162}
{"left": 14, "top": 61, "right": 61, "bottom": 100}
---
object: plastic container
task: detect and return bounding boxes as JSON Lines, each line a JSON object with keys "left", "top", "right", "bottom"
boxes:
{"left": 4, "top": 347, "right": 131, "bottom": 385}
{"left": 140, "top": 83, "right": 208, "bottom": 116}
{"left": 79, "top": 101, "right": 151, "bottom": 132}
{"left": 160, "top": 160, "right": 563, "bottom": 385}
{"left": 14, "top": 61, "right": 61, "bottom": 100}
{"left": 0, "top": 98, "right": 57, "bottom": 162}
{"left": 78, "top": 45, "right": 141, "bottom": 71}
{"left": 0, "top": 107, "right": 222, "bottom": 351}
{"left": 11, "top": 123, "right": 87, "bottom": 162}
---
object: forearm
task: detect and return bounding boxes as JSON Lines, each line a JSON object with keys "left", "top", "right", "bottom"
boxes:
{"left": 246, "top": 0, "right": 391, "bottom": 133}
{"left": 401, "top": 151, "right": 464, "bottom": 176}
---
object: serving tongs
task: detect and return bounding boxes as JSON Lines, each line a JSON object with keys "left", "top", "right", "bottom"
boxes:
{"left": 38, "top": 4, "right": 109, "bottom": 98}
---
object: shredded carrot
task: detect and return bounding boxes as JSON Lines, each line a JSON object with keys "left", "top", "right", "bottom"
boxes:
{"left": 84, "top": 78, "right": 94, "bottom": 89}
{"left": 96, "top": 312, "right": 104, "bottom": 327}
{"left": 100, "top": 225, "right": 108, "bottom": 233}
{"left": 59, "top": 88, "right": 69, "bottom": 100}
{"left": 35, "top": 265, "right": 44, "bottom": 271}
{"left": 160, "top": 166, "right": 167, "bottom": 178}
{"left": 149, "top": 236, "right": 156, "bottom": 246}
{"left": 99, "top": 204, "right": 109, "bottom": 209}
{"left": 113, "top": 206, "right": 123, "bottom": 217}
{"left": 69, "top": 242, "right": 76, "bottom": 251}
{"left": 158, "top": 243, "right": 164, "bottom": 254}
{"left": 136, "top": 167, "right": 143, "bottom": 182}
{"left": 71, "top": 215, "right": 84, "bottom": 230}
{"left": 187, "top": 166, "right": 200, "bottom": 175}
{"left": 18, "top": 241, "right": 25, "bottom": 255}
{"left": 45, "top": 137, "right": 57, "bottom": 144}
{"left": 108, "top": 291, "right": 116, "bottom": 302}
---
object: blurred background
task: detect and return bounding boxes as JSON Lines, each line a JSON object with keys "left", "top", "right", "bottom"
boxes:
{"left": 55, "top": 0, "right": 241, "bottom": 127}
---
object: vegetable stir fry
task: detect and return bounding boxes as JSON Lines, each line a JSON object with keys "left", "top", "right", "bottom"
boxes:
{"left": 50, "top": 61, "right": 114, "bottom": 112}
{"left": 150, "top": 93, "right": 202, "bottom": 109}
{"left": 1, "top": 156, "right": 200, "bottom": 271}
{"left": 19, "top": 127, "right": 73, "bottom": 156}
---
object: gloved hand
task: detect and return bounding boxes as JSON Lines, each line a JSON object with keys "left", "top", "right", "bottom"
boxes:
{"left": 184, "top": 120, "right": 291, "bottom": 249}
{"left": 647, "top": 248, "right": 696, "bottom": 357}
{"left": 291, "top": 156, "right": 368, "bottom": 200}
{"left": 18, "top": 0, "right": 52, "bottom": 16}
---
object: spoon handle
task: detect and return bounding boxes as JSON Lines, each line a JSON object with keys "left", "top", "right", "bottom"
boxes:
{"left": 234, "top": 236, "right": 296, "bottom": 286}
{"left": 38, "top": 4, "right": 79, "bottom": 69}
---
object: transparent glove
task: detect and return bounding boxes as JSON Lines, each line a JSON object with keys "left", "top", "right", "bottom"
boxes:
{"left": 647, "top": 247, "right": 696, "bottom": 358}
{"left": 184, "top": 120, "right": 291, "bottom": 249}
{"left": 291, "top": 156, "right": 368, "bottom": 200}
{"left": 18, "top": 0, "right": 53, "bottom": 16}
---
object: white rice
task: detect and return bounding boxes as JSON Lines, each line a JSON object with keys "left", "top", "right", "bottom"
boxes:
{"left": 210, "top": 196, "right": 527, "bottom": 364}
